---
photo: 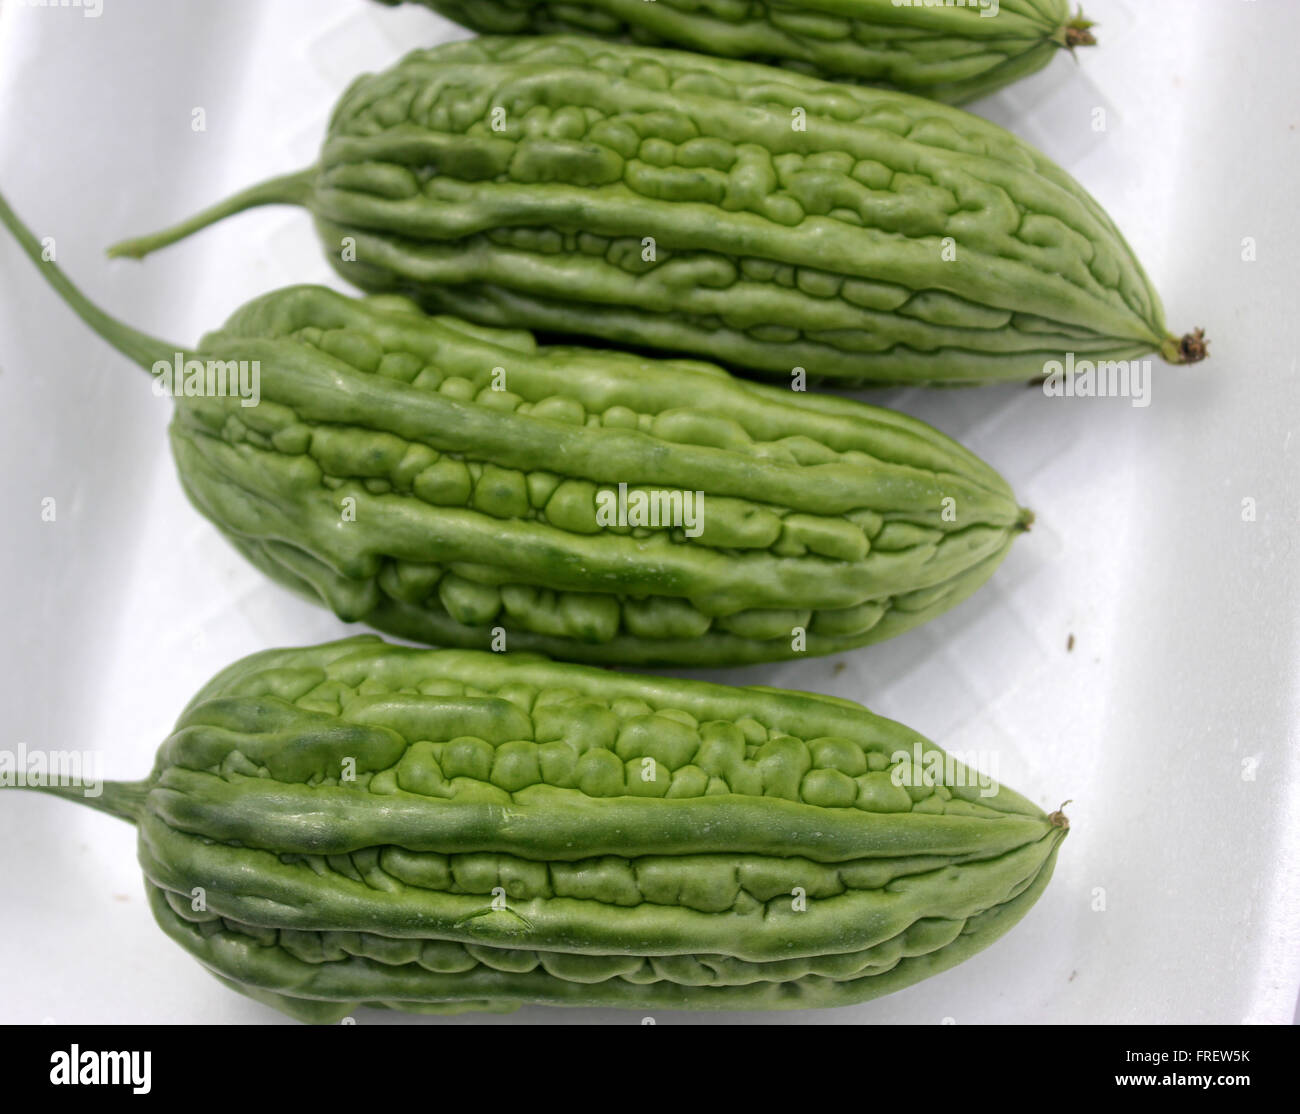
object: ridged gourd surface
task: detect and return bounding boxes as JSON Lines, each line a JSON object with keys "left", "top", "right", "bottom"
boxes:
{"left": 302, "top": 34, "right": 1172, "bottom": 384}
{"left": 387, "top": 0, "right": 1074, "bottom": 103}
{"left": 137, "top": 637, "right": 1066, "bottom": 1020}
{"left": 176, "top": 287, "right": 1027, "bottom": 665}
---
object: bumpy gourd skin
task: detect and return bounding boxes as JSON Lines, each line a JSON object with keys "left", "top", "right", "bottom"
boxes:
{"left": 0, "top": 191, "right": 1032, "bottom": 666}
{"left": 380, "top": 0, "right": 1092, "bottom": 105}
{"left": 110, "top": 35, "right": 1202, "bottom": 385}
{"left": 180, "top": 288, "right": 1030, "bottom": 664}
{"left": 62, "top": 637, "right": 1065, "bottom": 1022}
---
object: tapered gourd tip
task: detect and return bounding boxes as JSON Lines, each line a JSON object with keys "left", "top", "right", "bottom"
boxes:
{"left": 1163, "top": 328, "right": 1210, "bottom": 365}
{"left": 1016, "top": 508, "right": 1036, "bottom": 533}
{"left": 1065, "top": 9, "right": 1098, "bottom": 49}
{"left": 1048, "top": 801, "right": 1073, "bottom": 830}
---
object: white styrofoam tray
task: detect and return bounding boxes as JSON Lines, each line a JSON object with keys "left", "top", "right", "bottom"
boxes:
{"left": 1, "top": 0, "right": 1296, "bottom": 1025}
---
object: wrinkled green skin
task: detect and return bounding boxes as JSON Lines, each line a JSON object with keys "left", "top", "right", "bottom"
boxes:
{"left": 35, "top": 637, "right": 1066, "bottom": 1022}
{"left": 0, "top": 192, "right": 1030, "bottom": 667}
{"left": 110, "top": 35, "right": 1195, "bottom": 387}
{"left": 380, "top": 0, "right": 1082, "bottom": 104}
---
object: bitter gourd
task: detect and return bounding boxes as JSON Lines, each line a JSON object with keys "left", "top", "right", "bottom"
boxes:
{"left": 108, "top": 34, "right": 1205, "bottom": 386}
{"left": 22, "top": 636, "right": 1069, "bottom": 1021}
{"left": 378, "top": 0, "right": 1097, "bottom": 105}
{"left": 1, "top": 190, "right": 1030, "bottom": 667}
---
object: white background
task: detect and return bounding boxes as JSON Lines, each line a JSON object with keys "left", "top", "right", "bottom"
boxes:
{"left": 0, "top": 0, "right": 1296, "bottom": 1024}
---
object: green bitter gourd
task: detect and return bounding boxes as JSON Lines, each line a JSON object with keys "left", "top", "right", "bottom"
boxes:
{"left": 108, "top": 34, "right": 1205, "bottom": 386}
{"left": 377, "top": 0, "right": 1097, "bottom": 104}
{"left": 18, "top": 635, "right": 1069, "bottom": 1021}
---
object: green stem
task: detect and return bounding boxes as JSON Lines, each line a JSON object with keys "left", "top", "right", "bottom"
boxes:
{"left": 106, "top": 168, "right": 316, "bottom": 260}
{"left": 21, "top": 779, "right": 150, "bottom": 825}
{"left": 0, "top": 188, "right": 181, "bottom": 371}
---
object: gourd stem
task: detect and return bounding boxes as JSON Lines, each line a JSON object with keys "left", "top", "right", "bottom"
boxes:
{"left": 22, "top": 780, "right": 149, "bottom": 825}
{"left": 1163, "top": 329, "right": 1209, "bottom": 365}
{"left": 1064, "top": 8, "right": 1098, "bottom": 49}
{"left": 106, "top": 168, "right": 316, "bottom": 260}
{"left": 0, "top": 189, "right": 181, "bottom": 371}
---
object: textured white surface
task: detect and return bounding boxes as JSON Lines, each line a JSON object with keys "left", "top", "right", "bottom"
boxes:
{"left": 0, "top": 0, "right": 1296, "bottom": 1025}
